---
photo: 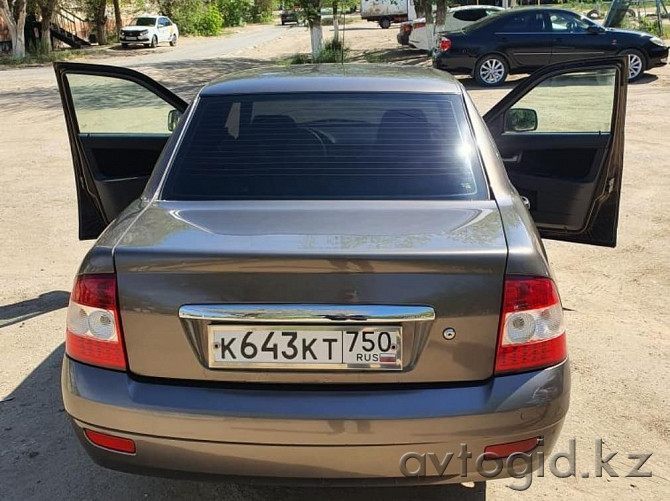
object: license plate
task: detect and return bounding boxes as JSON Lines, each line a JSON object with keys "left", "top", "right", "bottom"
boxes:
{"left": 208, "top": 325, "right": 402, "bottom": 370}
{"left": 125, "top": 36, "right": 137, "bottom": 40}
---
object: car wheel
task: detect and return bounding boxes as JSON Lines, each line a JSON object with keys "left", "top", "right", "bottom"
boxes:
{"left": 621, "top": 49, "right": 645, "bottom": 81}
{"left": 379, "top": 17, "right": 391, "bottom": 29}
{"left": 586, "top": 9, "right": 601, "bottom": 19}
{"left": 474, "top": 55, "right": 508, "bottom": 87}
{"left": 150, "top": 35, "right": 158, "bottom": 48}
{"left": 121, "top": 43, "right": 129, "bottom": 49}
{"left": 169, "top": 35, "right": 177, "bottom": 47}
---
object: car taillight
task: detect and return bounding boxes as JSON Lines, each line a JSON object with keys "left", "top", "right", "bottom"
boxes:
{"left": 66, "top": 274, "right": 127, "bottom": 371}
{"left": 414, "top": 22, "right": 426, "bottom": 28}
{"left": 439, "top": 37, "right": 451, "bottom": 51}
{"left": 495, "top": 276, "right": 566, "bottom": 374}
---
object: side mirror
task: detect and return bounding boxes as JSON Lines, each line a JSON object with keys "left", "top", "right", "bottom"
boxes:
{"left": 504, "top": 108, "right": 538, "bottom": 133}
{"left": 167, "top": 109, "right": 182, "bottom": 132}
{"left": 587, "top": 25, "right": 602, "bottom": 34}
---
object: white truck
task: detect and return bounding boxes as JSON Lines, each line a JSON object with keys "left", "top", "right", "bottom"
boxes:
{"left": 360, "top": 0, "right": 417, "bottom": 29}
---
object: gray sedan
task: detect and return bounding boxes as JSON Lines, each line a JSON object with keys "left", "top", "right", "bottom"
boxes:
{"left": 54, "top": 59, "right": 627, "bottom": 485}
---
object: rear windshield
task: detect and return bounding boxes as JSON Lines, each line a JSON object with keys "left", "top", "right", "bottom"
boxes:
{"left": 162, "top": 92, "right": 487, "bottom": 201}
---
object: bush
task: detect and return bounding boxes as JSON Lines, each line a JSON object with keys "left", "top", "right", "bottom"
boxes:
{"left": 288, "top": 39, "right": 349, "bottom": 64}
{"left": 198, "top": 4, "right": 224, "bottom": 35}
{"left": 249, "top": 0, "right": 273, "bottom": 23}
{"left": 217, "top": 0, "right": 253, "bottom": 26}
{"left": 286, "top": 53, "right": 311, "bottom": 64}
{"left": 160, "top": 0, "right": 224, "bottom": 35}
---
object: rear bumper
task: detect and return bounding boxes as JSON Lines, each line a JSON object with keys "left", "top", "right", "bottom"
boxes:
{"left": 432, "top": 52, "right": 476, "bottom": 74}
{"left": 62, "top": 357, "right": 570, "bottom": 483}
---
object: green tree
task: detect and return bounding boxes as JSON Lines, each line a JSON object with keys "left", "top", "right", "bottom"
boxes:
{"left": 298, "top": 0, "right": 322, "bottom": 59}
{"left": 29, "top": 0, "right": 58, "bottom": 51}
{"left": 331, "top": 0, "right": 355, "bottom": 42}
{"left": 0, "top": 0, "right": 27, "bottom": 57}
{"left": 112, "top": 0, "right": 122, "bottom": 36}
{"left": 85, "top": 0, "right": 108, "bottom": 45}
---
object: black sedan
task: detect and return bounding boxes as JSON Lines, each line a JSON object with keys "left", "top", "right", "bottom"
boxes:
{"left": 281, "top": 9, "right": 299, "bottom": 25}
{"left": 433, "top": 7, "right": 668, "bottom": 86}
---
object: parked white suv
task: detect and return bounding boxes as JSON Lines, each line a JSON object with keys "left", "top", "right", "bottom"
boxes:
{"left": 120, "top": 16, "right": 179, "bottom": 49}
{"left": 409, "top": 6, "right": 503, "bottom": 52}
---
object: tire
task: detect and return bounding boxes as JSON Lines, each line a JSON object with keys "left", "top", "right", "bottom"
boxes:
{"left": 169, "top": 35, "right": 177, "bottom": 47}
{"left": 474, "top": 54, "right": 509, "bottom": 87}
{"left": 379, "top": 17, "right": 391, "bottom": 29}
{"left": 121, "top": 43, "right": 129, "bottom": 49}
{"left": 281, "top": 20, "right": 285, "bottom": 25}
{"left": 150, "top": 35, "right": 158, "bottom": 48}
{"left": 586, "top": 9, "right": 601, "bottom": 20}
{"left": 621, "top": 49, "right": 645, "bottom": 81}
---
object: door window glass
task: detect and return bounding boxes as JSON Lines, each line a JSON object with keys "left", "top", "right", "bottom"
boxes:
{"left": 505, "top": 69, "right": 616, "bottom": 133}
{"left": 67, "top": 74, "right": 178, "bottom": 134}
{"left": 549, "top": 12, "right": 590, "bottom": 33}
{"left": 497, "top": 12, "right": 548, "bottom": 33}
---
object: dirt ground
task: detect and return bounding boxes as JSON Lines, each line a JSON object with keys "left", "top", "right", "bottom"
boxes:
{"left": 0, "top": 21, "right": 669, "bottom": 501}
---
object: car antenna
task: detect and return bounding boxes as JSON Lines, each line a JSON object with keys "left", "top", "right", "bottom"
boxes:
{"left": 341, "top": 8, "right": 346, "bottom": 65}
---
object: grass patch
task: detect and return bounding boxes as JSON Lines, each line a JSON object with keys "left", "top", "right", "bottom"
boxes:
{"left": 0, "top": 49, "right": 83, "bottom": 66}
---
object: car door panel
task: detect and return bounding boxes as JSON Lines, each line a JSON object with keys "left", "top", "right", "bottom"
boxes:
{"left": 54, "top": 62, "right": 187, "bottom": 240}
{"left": 494, "top": 11, "right": 552, "bottom": 69}
{"left": 484, "top": 57, "right": 627, "bottom": 247}
{"left": 548, "top": 12, "right": 616, "bottom": 63}
{"left": 79, "top": 135, "right": 170, "bottom": 220}
{"left": 495, "top": 134, "right": 609, "bottom": 231}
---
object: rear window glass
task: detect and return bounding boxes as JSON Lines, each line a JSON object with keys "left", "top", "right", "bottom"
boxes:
{"left": 162, "top": 92, "right": 487, "bottom": 201}
{"left": 453, "top": 9, "right": 488, "bottom": 22}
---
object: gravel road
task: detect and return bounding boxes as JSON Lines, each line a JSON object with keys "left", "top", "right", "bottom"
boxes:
{"left": 0, "top": 22, "right": 668, "bottom": 501}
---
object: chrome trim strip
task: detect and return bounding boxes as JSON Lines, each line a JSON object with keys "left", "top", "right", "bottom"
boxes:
{"left": 179, "top": 304, "right": 435, "bottom": 323}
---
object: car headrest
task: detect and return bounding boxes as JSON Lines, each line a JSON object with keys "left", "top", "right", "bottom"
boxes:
{"left": 252, "top": 115, "right": 297, "bottom": 128}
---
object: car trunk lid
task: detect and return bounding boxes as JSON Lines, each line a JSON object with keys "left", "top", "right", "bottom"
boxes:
{"left": 114, "top": 200, "right": 507, "bottom": 384}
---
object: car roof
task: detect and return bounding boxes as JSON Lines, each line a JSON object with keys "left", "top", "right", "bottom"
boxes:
{"left": 494, "top": 7, "right": 583, "bottom": 16}
{"left": 451, "top": 5, "right": 503, "bottom": 10}
{"left": 199, "top": 64, "right": 463, "bottom": 96}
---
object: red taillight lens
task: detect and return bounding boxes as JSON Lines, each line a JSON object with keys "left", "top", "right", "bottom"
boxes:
{"left": 484, "top": 437, "right": 541, "bottom": 459}
{"left": 414, "top": 22, "right": 426, "bottom": 28}
{"left": 66, "top": 274, "right": 127, "bottom": 371}
{"left": 495, "top": 276, "right": 567, "bottom": 374}
{"left": 439, "top": 37, "right": 452, "bottom": 51}
{"left": 84, "top": 429, "right": 136, "bottom": 454}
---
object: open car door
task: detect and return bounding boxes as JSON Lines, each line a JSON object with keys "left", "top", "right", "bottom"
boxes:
{"left": 484, "top": 57, "right": 627, "bottom": 247}
{"left": 54, "top": 62, "right": 188, "bottom": 240}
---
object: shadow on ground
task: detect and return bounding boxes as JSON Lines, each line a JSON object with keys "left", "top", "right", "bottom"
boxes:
{"left": 0, "top": 344, "right": 486, "bottom": 500}
{"left": 0, "top": 291, "right": 69, "bottom": 329}
{"left": 349, "top": 48, "right": 430, "bottom": 66}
